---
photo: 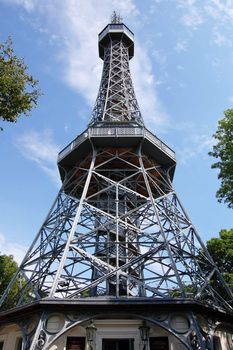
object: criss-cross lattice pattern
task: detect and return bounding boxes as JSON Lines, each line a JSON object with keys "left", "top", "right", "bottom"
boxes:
{"left": 89, "top": 40, "right": 143, "bottom": 126}
{"left": 1, "top": 146, "right": 232, "bottom": 312}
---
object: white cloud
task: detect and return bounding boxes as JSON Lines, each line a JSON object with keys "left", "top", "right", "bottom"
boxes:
{"left": 1, "top": 0, "right": 169, "bottom": 130}
{"left": 35, "top": 0, "right": 139, "bottom": 105}
{"left": 175, "top": 40, "right": 187, "bottom": 52}
{"left": 131, "top": 45, "right": 169, "bottom": 130}
{"left": 49, "top": 0, "right": 168, "bottom": 129}
{"left": 152, "top": 49, "right": 167, "bottom": 66}
{"left": 204, "top": 0, "right": 233, "bottom": 23}
{"left": 15, "top": 130, "right": 60, "bottom": 185}
{"left": 177, "top": 131, "right": 214, "bottom": 165}
{"left": 177, "top": 0, "right": 204, "bottom": 30}
{"left": 176, "top": 1, "right": 233, "bottom": 47}
{"left": 0, "top": 0, "right": 36, "bottom": 12}
{"left": 0, "top": 233, "right": 28, "bottom": 264}
{"left": 213, "top": 28, "right": 232, "bottom": 47}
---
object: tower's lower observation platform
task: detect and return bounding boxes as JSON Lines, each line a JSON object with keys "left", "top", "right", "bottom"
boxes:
{"left": 58, "top": 124, "right": 176, "bottom": 179}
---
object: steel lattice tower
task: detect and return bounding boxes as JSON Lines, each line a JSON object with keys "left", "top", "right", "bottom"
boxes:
{"left": 0, "top": 21, "right": 233, "bottom": 350}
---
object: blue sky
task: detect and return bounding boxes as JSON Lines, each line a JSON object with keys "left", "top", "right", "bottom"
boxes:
{"left": 0, "top": 0, "right": 232, "bottom": 263}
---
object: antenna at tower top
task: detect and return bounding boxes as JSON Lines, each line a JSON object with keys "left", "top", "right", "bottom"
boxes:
{"left": 111, "top": 11, "right": 123, "bottom": 23}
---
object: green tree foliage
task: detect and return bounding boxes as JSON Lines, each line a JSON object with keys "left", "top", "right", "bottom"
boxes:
{"left": 0, "top": 37, "right": 41, "bottom": 127}
{"left": 206, "top": 229, "right": 233, "bottom": 293}
{"left": 209, "top": 109, "right": 233, "bottom": 208}
{"left": 0, "top": 254, "right": 18, "bottom": 308}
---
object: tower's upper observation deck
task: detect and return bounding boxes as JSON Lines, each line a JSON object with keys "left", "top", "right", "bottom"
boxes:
{"left": 98, "top": 23, "right": 134, "bottom": 59}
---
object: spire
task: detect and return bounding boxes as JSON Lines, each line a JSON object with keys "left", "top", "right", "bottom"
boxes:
{"left": 111, "top": 11, "right": 123, "bottom": 24}
{"left": 89, "top": 21, "right": 144, "bottom": 126}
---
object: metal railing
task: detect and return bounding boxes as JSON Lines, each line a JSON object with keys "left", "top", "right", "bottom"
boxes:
{"left": 91, "top": 126, "right": 142, "bottom": 137}
{"left": 144, "top": 130, "right": 175, "bottom": 159}
{"left": 58, "top": 126, "right": 176, "bottom": 162}
{"left": 99, "top": 24, "right": 134, "bottom": 42}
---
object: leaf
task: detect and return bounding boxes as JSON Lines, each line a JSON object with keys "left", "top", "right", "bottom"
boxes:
{"left": 209, "top": 109, "right": 233, "bottom": 208}
{"left": 0, "top": 36, "right": 42, "bottom": 128}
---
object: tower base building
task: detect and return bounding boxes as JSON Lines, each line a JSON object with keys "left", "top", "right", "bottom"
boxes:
{"left": 0, "top": 299, "right": 233, "bottom": 349}
{"left": 0, "top": 20, "right": 233, "bottom": 350}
